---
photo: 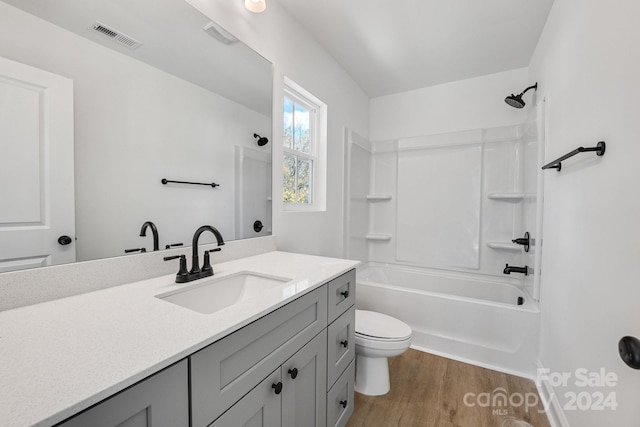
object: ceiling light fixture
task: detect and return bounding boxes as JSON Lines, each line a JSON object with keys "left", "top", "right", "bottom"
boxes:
{"left": 245, "top": 0, "right": 266, "bottom": 13}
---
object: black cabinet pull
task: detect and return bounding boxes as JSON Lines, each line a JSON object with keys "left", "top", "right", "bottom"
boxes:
{"left": 340, "top": 340, "right": 348, "bottom": 348}
{"left": 340, "top": 290, "right": 349, "bottom": 298}
{"left": 272, "top": 382, "right": 283, "bottom": 395}
{"left": 288, "top": 368, "right": 298, "bottom": 379}
{"left": 340, "top": 400, "right": 348, "bottom": 408}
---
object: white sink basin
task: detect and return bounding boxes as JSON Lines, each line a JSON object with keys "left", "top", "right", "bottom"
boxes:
{"left": 156, "top": 271, "right": 292, "bottom": 314}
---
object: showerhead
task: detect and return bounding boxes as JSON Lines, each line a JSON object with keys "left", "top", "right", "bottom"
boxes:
{"left": 505, "top": 83, "right": 538, "bottom": 109}
{"left": 254, "top": 133, "right": 269, "bottom": 146}
{"left": 505, "top": 94, "right": 525, "bottom": 109}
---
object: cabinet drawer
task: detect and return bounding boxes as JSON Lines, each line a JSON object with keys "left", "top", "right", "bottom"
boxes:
{"left": 327, "top": 360, "right": 355, "bottom": 427}
{"left": 327, "top": 306, "right": 355, "bottom": 389}
{"left": 327, "top": 269, "right": 355, "bottom": 323}
{"left": 190, "top": 286, "right": 328, "bottom": 427}
{"left": 58, "top": 360, "right": 188, "bottom": 427}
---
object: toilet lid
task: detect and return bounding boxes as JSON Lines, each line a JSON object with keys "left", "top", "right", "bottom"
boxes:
{"left": 355, "top": 310, "right": 412, "bottom": 340}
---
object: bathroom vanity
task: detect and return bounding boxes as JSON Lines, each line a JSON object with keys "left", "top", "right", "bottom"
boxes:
{"left": 0, "top": 251, "right": 357, "bottom": 427}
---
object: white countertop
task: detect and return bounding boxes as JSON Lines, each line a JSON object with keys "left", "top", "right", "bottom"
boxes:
{"left": 0, "top": 251, "right": 359, "bottom": 427}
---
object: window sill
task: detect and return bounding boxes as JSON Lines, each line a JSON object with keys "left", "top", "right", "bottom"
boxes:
{"left": 282, "top": 203, "right": 326, "bottom": 213}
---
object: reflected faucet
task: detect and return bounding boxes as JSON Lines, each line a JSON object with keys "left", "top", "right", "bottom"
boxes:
{"left": 139, "top": 221, "right": 159, "bottom": 251}
{"left": 503, "top": 264, "right": 529, "bottom": 276}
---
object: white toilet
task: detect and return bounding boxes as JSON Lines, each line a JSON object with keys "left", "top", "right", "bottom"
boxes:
{"left": 354, "top": 309, "right": 412, "bottom": 396}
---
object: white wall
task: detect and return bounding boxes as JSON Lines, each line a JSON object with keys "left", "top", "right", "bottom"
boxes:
{"left": 0, "top": 2, "right": 270, "bottom": 261}
{"left": 187, "top": 0, "right": 370, "bottom": 258}
{"left": 370, "top": 68, "right": 529, "bottom": 141}
{"left": 529, "top": 0, "right": 640, "bottom": 425}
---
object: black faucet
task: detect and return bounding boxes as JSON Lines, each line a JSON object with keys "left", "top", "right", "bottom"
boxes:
{"left": 503, "top": 264, "right": 529, "bottom": 276}
{"left": 190, "top": 225, "right": 224, "bottom": 274}
{"left": 139, "top": 221, "right": 159, "bottom": 251}
{"left": 164, "top": 225, "right": 224, "bottom": 283}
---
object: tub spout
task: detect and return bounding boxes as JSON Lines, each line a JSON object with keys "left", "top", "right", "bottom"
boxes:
{"left": 503, "top": 264, "right": 528, "bottom": 276}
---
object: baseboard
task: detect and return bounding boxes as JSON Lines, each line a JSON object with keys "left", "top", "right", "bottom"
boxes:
{"left": 410, "top": 344, "right": 535, "bottom": 380}
{"left": 536, "top": 360, "right": 570, "bottom": 427}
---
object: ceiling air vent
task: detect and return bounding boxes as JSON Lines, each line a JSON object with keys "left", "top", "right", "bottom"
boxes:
{"left": 91, "top": 22, "right": 143, "bottom": 50}
{"left": 203, "top": 22, "right": 238, "bottom": 45}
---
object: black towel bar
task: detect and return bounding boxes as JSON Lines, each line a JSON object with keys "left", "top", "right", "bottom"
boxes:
{"left": 161, "top": 178, "right": 219, "bottom": 188}
{"left": 542, "top": 141, "right": 605, "bottom": 171}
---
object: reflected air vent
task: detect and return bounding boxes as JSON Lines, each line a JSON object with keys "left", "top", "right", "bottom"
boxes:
{"left": 203, "top": 22, "right": 238, "bottom": 45}
{"left": 91, "top": 22, "right": 143, "bottom": 50}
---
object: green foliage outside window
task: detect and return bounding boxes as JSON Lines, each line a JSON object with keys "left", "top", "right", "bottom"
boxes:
{"left": 283, "top": 96, "right": 313, "bottom": 204}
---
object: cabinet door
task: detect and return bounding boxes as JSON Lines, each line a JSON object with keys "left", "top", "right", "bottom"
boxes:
{"left": 211, "top": 368, "right": 282, "bottom": 427}
{"left": 282, "top": 330, "right": 327, "bottom": 427}
{"left": 58, "top": 360, "right": 188, "bottom": 427}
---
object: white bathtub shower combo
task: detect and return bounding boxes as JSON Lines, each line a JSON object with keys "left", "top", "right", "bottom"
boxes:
{"left": 356, "top": 262, "right": 539, "bottom": 377}
{"left": 345, "top": 117, "right": 544, "bottom": 380}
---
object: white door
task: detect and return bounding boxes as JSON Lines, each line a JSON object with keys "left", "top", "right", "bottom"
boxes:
{"left": 0, "top": 56, "right": 75, "bottom": 273}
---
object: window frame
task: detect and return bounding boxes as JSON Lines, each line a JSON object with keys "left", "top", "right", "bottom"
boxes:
{"left": 282, "top": 77, "right": 327, "bottom": 212}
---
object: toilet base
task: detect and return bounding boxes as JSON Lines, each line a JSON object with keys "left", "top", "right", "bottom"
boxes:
{"left": 355, "top": 354, "right": 390, "bottom": 396}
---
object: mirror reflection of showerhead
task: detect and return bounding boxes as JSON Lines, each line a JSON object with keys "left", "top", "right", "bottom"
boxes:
{"left": 254, "top": 133, "right": 269, "bottom": 146}
{"left": 505, "top": 83, "right": 538, "bottom": 108}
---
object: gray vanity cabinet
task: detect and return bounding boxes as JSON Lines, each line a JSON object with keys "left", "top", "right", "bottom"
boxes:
{"left": 57, "top": 360, "right": 189, "bottom": 427}
{"left": 56, "top": 269, "right": 357, "bottom": 427}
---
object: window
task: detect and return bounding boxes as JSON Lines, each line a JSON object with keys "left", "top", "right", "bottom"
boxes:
{"left": 282, "top": 78, "right": 326, "bottom": 211}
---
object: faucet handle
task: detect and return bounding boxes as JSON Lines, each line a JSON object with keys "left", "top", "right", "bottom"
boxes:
{"left": 202, "top": 249, "right": 220, "bottom": 274}
{"left": 125, "top": 247, "right": 146, "bottom": 253}
{"left": 164, "top": 254, "right": 189, "bottom": 282}
{"left": 165, "top": 243, "right": 184, "bottom": 250}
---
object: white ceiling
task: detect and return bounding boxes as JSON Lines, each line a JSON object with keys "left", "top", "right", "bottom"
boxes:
{"left": 2, "top": 0, "right": 273, "bottom": 115}
{"left": 275, "top": 0, "right": 554, "bottom": 98}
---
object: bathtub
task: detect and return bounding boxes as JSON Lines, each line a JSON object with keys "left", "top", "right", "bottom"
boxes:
{"left": 355, "top": 262, "right": 540, "bottom": 378}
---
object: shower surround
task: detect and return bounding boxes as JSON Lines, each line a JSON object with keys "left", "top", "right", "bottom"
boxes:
{"left": 344, "top": 111, "right": 544, "bottom": 377}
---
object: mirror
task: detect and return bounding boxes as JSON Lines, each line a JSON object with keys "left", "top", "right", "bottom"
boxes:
{"left": 0, "top": 0, "right": 273, "bottom": 273}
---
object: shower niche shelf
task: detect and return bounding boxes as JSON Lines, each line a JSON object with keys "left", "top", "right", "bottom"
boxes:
{"left": 366, "top": 194, "right": 392, "bottom": 202}
{"left": 487, "top": 192, "right": 536, "bottom": 202}
{"left": 485, "top": 241, "right": 521, "bottom": 251}
{"left": 365, "top": 233, "right": 392, "bottom": 241}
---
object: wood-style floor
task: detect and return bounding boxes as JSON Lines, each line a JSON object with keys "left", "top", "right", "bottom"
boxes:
{"left": 346, "top": 349, "right": 551, "bottom": 427}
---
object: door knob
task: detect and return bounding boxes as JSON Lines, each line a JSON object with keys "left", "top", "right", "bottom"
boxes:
{"left": 253, "top": 220, "right": 264, "bottom": 232}
{"left": 58, "top": 235, "right": 73, "bottom": 245}
{"left": 619, "top": 336, "right": 640, "bottom": 369}
{"left": 288, "top": 368, "right": 298, "bottom": 379}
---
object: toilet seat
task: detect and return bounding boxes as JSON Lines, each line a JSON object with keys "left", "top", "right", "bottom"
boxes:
{"left": 355, "top": 310, "right": 412, "bottom": 341}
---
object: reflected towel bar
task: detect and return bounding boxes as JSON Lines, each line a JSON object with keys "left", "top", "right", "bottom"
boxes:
{"left": 161, "top": 178, "right": 220, "bottom": 188}
{"left": 542, "top": 141, "right": 605, "bottom": 172}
